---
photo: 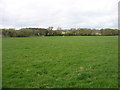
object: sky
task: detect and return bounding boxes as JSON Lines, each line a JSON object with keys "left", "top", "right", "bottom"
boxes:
{"left": 0, "top": 0, "right": 119, "bottom": 29}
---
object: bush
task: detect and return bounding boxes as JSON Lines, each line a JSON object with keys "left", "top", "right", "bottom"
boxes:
{"left": 16, "top": 29, "right": 33, "bottom": 37}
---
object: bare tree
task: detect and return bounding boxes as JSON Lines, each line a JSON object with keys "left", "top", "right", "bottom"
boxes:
{"left": 47, "top": 26, "right": 53, "bottom": 30}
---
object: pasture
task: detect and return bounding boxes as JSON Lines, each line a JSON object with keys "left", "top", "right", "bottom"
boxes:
{"left": 2, "top": 36, "right": 118, "bottom": 88}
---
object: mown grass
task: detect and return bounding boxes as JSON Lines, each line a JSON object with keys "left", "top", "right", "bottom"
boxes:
{"left": 2, "top": 36, "right": 118, "bottom": 88}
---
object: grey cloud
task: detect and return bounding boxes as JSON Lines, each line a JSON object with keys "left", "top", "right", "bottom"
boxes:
{"left": 0, "top": 0, "right": 119, "bottom": 29}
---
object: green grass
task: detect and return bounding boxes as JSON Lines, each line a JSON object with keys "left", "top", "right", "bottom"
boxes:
{"left": 2, "top": 36, "right": 118, "bottom": 88}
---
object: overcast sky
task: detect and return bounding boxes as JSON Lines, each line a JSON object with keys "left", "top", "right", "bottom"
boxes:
{"left": 0, "top": 0, "right": 119, "bottom": 29}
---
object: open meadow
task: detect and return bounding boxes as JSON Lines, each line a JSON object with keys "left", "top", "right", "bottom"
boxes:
{"left": 2, "top": 36, "right": 118, "bottom": 88}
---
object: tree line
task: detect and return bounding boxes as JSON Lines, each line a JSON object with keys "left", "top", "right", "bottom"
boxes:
{"left": 1, "top": 27, "right": 119, "bottom": 37}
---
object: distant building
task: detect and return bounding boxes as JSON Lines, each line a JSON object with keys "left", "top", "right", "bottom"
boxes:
{"left": 61, "top": 31, "right": 66, "bottom": 35}
{"left": 91, "top": 30, "right": 101, "bottom": 36}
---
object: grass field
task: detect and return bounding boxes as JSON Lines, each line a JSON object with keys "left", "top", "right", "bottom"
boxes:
{"left": 2, "top": 36, "right": 118, "bottom": 88}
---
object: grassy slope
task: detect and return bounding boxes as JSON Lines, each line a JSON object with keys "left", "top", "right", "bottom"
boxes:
{"left": 2, "top": 36, "right": 118, "bottom": 88}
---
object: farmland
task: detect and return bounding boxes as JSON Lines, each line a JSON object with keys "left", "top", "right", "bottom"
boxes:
{"left": 2, "top": 36, "right": 118, "bottom": 88}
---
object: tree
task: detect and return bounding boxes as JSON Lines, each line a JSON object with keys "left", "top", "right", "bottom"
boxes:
{"left": 47, "top": 26, "right": 53, "bottom": 30}
{"left": 57, "top": 27, "right": 62, "bottom": 30}
{"left": 17, "top": 28, "right": 33, "bottom": 37}
{"left": 100, "top": 29, "right": 117, "bottom": 36}
{"left": 79, "top": 28, "right": 92, "bottom": 36}
{"left": 47, "top": 30, "right": 54, "bottom": 36}
{"left": 2, "top": 28, "right": 17, "bottom": 37}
